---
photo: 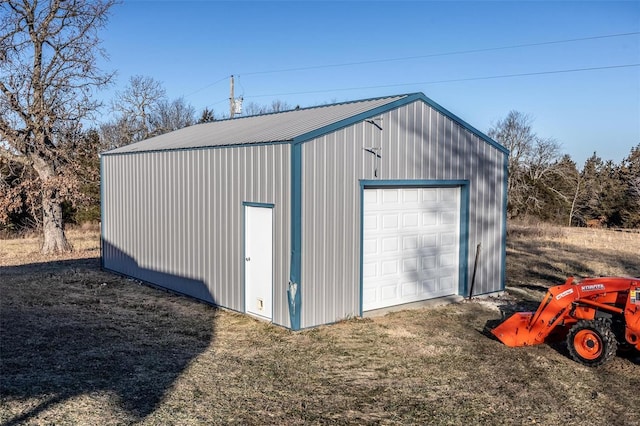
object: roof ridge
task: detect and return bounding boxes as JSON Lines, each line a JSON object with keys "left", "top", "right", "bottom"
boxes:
{"left": 221, "top": 92, "right": 414, "bottom": 121}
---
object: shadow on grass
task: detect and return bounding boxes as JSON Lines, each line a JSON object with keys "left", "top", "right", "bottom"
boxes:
{"left": 617, "top": 349, "right": 640, "bottom": 366}
{"left": 0, "top": 256, "right": 216, "bottom": 424}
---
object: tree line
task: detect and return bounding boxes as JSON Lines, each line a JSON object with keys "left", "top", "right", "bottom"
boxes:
{"left": 489, "top": 111, "right": 639, "bottom": 228}
{"left": 1, "top": 1, "right": 638, "bottom": 253}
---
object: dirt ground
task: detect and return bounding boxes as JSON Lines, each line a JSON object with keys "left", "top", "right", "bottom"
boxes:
{"left": 1, "top": 225, "right": 639, "bottom": 425}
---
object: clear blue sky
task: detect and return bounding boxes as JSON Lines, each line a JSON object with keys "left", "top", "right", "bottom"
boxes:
{"left": 96, "top": 0, "right": 640, "bottom": 166}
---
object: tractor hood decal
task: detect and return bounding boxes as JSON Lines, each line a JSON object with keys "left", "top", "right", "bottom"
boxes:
{"left": 556, "top": 289, "right": 574, "bottom": 300}
{"left": 581, "top": 284, "right": 606, "bottom": 292}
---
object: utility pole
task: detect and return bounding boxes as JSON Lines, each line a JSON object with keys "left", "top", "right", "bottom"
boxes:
{"left": 229, "top": 75, "right": 235, "bottom": 119}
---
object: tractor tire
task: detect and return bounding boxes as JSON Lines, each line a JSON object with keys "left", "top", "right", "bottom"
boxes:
{"left": 566, "top": 319, "right": 618, "bottom": 367}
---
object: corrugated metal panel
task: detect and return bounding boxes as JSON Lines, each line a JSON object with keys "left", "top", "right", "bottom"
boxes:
{"left": 102, "top": 144, "right": 292, "bottom": 327}
{"left": 300, "top": 100, "right": 506, "bottom": 328}
{"left": 103, "top": 95, "right": 407, "bottom": 155}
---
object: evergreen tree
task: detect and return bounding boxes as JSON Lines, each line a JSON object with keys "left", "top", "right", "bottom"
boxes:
{"left": 199, "top": 108, "right": 216, "bottom": 123}
{"left": 574, "top": 153, "right": 606, "bottom": 227}
{"left": 618, "top": 144, "right": 640, "bottom": 227}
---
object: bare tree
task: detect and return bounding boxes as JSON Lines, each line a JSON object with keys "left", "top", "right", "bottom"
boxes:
{"left": 99, "top": 116, "right": 131, "bottom": 151}
{"left": 489, "top": 111, "right": 534, "bottom": 217}
{"left": 111, "top": 75, "right": 166, "bottom": 143}
{"left": 242, "top": 100, "right": 293, "bottom": 116}
{"left": 153, "top": 97, "right": 195, "bottom": 134}
{"left": 0, "top": 0, "right": 115, "bottom": 253}
{"left": 488, "top": 111, "right": 562, "bottom": 218}
{"left": 567, "top": 167, "right": 583, "bottom": 226}
{"left": 242, "top": 101, "right": 266, "bottom": 116}
{"left": 102, "top": 76, "right": 196, "bottom": 148}
{"left": 269, "top": 99, "right": 291, "bottom": 113}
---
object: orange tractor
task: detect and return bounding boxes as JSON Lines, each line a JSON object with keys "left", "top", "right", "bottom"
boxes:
{"left": 492, "top": 277, "right": 640, "bottom": 366}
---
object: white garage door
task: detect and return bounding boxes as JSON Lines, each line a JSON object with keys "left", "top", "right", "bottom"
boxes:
{"left": 362, "top": 187, "right": 460, "bottom": 311}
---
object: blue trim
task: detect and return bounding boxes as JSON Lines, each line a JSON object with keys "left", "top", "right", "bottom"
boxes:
{"left": 359, "top": 180, "right": 470, "bottom": 314}
{"left": 459, "top": 184, "right": 470, "bottom": 296}
{"left": 287, "top": 281, "right": 302, "bottom": 330}
{"left": 361, "top": 179, "right": 469, "bottom": 188}
{"left": 359, "top": 185, "right": 365, "bottom": 317}
{"left": 288, "top": 143, "right": 303, "bottom": 330}
{"left": 99, "top": 155, "right": 105, "bottom": 269}
{"left": 501, "top": 154, "right": 509, "bottom": 291}
{"left": 242, "top": 201, "right": 275, "bottom": 208}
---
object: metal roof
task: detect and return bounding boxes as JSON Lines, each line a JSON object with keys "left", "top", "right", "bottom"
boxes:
{"left": 103, "top": 94, "right": 409, "bottom": 155}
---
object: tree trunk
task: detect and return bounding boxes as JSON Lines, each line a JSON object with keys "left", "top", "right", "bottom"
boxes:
{"left": 569, "top": 176, "right": 581, "bottom": 227}
{"left": 31, "top": 154, "right": 73, "bottom": 254}
{"left": 41, "top": 193, "right": 72, "bottom": 253}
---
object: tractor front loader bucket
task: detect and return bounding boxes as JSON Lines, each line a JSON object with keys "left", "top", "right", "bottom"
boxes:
{"left": 492, "top": 278, "right": 580, "bottom": 347}
{"left": 491, "top": 312, "right": 536, "bottom": 347}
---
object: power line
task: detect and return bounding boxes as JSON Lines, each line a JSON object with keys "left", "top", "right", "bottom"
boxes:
{"left": 240, "top": 31, "right": 640, "bottom": 76}
{"left": 243, "top": 63, "right": 640, "bottom": 99}
{"left": 183, "top": 75, "right": 228, "bottom": 98}
{"left": 184, "top": 31, "right": 639, "bottom": 99}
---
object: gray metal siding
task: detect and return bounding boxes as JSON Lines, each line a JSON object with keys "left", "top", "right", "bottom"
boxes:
{"left": 300, "top": 100, "right": 506, "bottom": 328}
{"left": 102, "top": 145, "right": 292, "bottom": 327}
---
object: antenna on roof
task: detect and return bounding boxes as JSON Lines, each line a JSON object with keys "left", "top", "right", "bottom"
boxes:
{"left": 229, "top": 75, "right": 243, "bottom": 118}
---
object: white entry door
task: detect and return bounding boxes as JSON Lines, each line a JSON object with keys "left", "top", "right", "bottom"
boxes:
{"left": 362, "top": 187, "right": 460, "bottom": 311}
{"left": 244, "top": 205, "right": 273, "bottom": 320}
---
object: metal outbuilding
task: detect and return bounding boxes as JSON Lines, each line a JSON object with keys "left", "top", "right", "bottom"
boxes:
{"left": 101, "top": 93, "right": 509, "bottom": 330}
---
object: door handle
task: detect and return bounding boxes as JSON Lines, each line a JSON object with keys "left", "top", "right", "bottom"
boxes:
{"left": 245, "top": 257, "right": 250, "bottom": 261}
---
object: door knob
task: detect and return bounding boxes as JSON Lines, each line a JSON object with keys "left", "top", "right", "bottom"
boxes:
{"left": 245, "top": 257, "right": 250, "bottom": 261}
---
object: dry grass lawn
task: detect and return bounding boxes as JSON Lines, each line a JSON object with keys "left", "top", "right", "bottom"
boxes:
{"left": 1, "top": 225, "right": 639, "bottom": 425}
